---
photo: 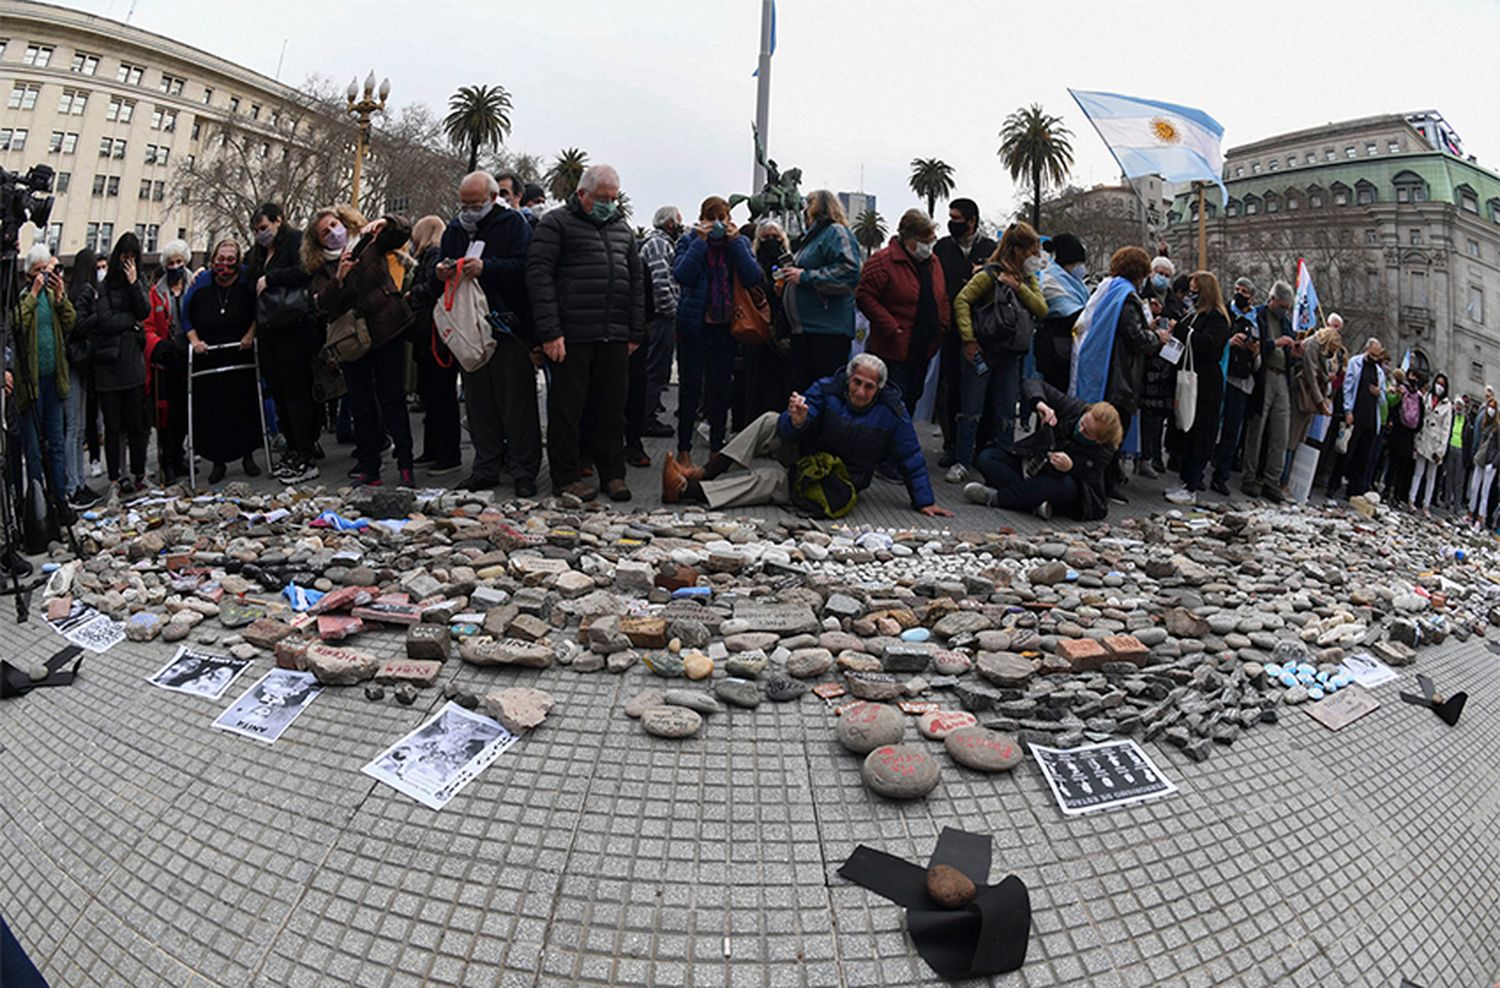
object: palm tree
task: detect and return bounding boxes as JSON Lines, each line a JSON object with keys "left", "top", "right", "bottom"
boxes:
{"left": 853, "top": 209, "right": 887, "bottom": 258}
{"left": 545, "top": 148, "right": 589, "bottom": 202}
{"left": 997, "top": 104, "right": 1075, "bottom": 231}
{"left": 908, "top": 158, "right": 956, "bottom": 217}
{"left": 443, "top": 84, "right": 513, "bottom": 173}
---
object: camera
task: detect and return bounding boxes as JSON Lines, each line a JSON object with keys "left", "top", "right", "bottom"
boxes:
{"left": 0, "top": 164, "right": 56, "bottom": 253}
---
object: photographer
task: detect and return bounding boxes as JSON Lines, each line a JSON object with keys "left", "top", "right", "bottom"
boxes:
{"left": 91, "top": 233, "right": 151, "bottom": 494}
{"left": 9, "top": 243, "right": 74, "bottom": 508}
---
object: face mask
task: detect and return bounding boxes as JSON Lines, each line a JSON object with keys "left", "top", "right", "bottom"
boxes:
{"left": 212, "top": 261, "right": 237, "bottom": 280}
{"left": 458, "top": 201, "right": 493, "bottom": 233}
{"left": 910, "top": 241, "right": 934, "bottom": 261}
{"left": 1068, "top": 263, "right": 1086, "bottom": 279}
{"left": 322, "top": 223, "right": 348, "bottom": 252}
{"left": 1235, "top": 294, "right": 1252, "bottom": 309}
{"left": 947, "top": 219, "right": 970, "bottom": 240}
{"left": 1186, "top": 292, "right": 1199, "bottom": 307}
{"left": 96, "top": 268, "right": 107, "bottom": 283}
{"left": 709, "top": 220, "right": 726, "bottom": 241}
{"left": 166, "top": 266, "right": 185, "bottom": 285}
{"left": 254, "top": 227, "right": 277, "bottom": 248}
{"left": 591, "top": 199, "right": 618, "bottom": 222}
{"left": 1022, "top": 255, "right": 1043, "bottom": 276}
{"left": 1435, "top": 384, "right": 1446, "bottom": 397}
{"left": 1151, "top": 274, "right": 1170, "bottom": 292}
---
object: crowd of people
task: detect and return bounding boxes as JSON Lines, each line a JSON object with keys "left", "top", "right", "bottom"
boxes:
{"left": 6, "top": 167, "right": 1489, "bottom": 538}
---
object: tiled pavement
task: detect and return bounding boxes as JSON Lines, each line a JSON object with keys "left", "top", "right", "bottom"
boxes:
{"left": 2, "top": 384, "right": 1499, "bottom": 987}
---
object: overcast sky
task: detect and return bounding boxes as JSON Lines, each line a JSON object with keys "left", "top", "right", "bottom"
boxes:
{"left": 71, "top": 0, "right": 1500, "bottom": 230}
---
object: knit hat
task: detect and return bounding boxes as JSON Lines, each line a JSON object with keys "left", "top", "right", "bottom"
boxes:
{"left": 1049, "top": 233, "right": 1086, "bottom": 266}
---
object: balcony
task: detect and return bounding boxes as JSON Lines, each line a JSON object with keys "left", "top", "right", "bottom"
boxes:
{"left": 1401, "top": 304, "right": 1432, "bottom": 328}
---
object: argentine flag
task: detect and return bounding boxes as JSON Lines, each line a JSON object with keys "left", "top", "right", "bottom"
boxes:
{"left": 1293, "top": 258, "right": 1320, "bottom": 335}
{"left": 1069, "top": 89, "right": 1228, "bottom": 205}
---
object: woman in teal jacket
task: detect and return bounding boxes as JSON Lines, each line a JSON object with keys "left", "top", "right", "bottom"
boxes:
{"left": 782, "top": 189, "right": 862, "bottom": 393}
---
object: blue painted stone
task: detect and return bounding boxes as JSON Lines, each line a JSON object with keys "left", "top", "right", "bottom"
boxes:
{"left": 1297, "top": 672, "right": 1315, "bottom": 686}
{"left": 1323, "top": 680, "right": 1340, "bottom": 693}
{"left": 1065, "top": 570, "right": 1079, "bottom": 581}
{"left": 1308, "top": 686, "right": 1326, "bottom": 701}
{"left": 1265, "top": 663, "right": 1283, "bottom": 677}
{"left": 900, "top": 627, "right": 932, "bottom": 643}
{"left": 1279, "top": 672, "right": 1299, "bottom": 688}
{"left": 1296, "top": 663, "right": 1316, "bottom": 677}
{"left": 41, "top": 562, "right": 59, "bottom": 573}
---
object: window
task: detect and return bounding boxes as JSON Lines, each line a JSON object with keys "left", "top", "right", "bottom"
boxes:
{"left": 106, "top": 97, "right": 136, "bottom": 123}
{"left": 1469, "top": 239, "right": 1481, "bottom": 258}
{"left": 1308, "top": 187, "right": 1324, "bottom": 208}
{"left": 23, "top": 44, "right": 54, "bottom": 67}
{"left": 85, "top": 223, "right": 99, "bottom": 252}
{"left": 271, "top": 109, "right": 281, "bottom": 127}
{"left": 143, "top": 224, "right": 159, "bottom": 253}
{"left": 1268, "top": 159, "right": 1280, "bottom": 172}
{"left": 55, "top": 171, "right": 70, "bottom": 193}
{"left": 117, "top": 62, "right": 145, "bottom": 85}
{"left": 1286, "top": 193, "right": 1300, "bottom": 211}
{"left": 1233, "top": 166, "right": 1244, "bottom": 178}
{"left": 1251, "top": 162, "right": 1261, "bottom": 175}
{"left": 1305, "top": 152, "right": 1316, "bottom": 164}
{"left": 1332, "top": 183, "right": 1350, "bottom": 206}
{"left": 0, "top": 40, "right": 7, "bottom": 59}
{"left": 1409, "top": 229, "right": 1423, "bottom": 245}
{"left": 46, "top": 223, "right": 62, "bottom": 253}
{"left": 202, "top": 86, "right": 214, "bottom": 105}
{"left": 106, "top": 176, "right": 120, "bottom": 197}
{"left": 92, "top": 174, "right": 106, "bottom": 196}
{"left": 1365, "top": 142, "right": 1377, "bottom": 156}
{"left": 152, "top": 180, "right": 165, "bottom": 201}
{"left": 70, "top": 51, "right": 100, "bottom": 75}
{"left": 1265, "top": 192, "right": 1281, "bottom": 213}
{"left": 151, "top": 106, "right": 177, "bottom": 131}
{"left": 1345, "top": 146, "right": 1357, "bottom": 159}
{"left": 57, "top": 89, "right": 88, "bottom": 115}
{"left": 1243, "top": 195, "right": 1261, "bottom": 216}
{"left": 1365, "top": 230, "right": 1378, "bottom": 245}
{"left": 1355, "top": 181, "right": 1376, "bottom": 206}
{"left": 144, "top": 144, "right": 170, "bottom": 166}
{"left": 1410, "top": 270, "right": 1428, "bottom": 307}
{"left": 177, "top": 228, "right": 186, "bottom": 241}
{"left": 1473, "top": 361, "right": 1486, "bottom": 384}
{"left": 47, "top": 130, "right": 76, "bottom": 153}
{"left": 1225, "top": 199, "right": 1240, "bottom": 218}
{"left": 250, "top": 103, "right": 261, "bottom": 120}
{"left": 1287, "top": 155, "right": 1297, "bottom": 168}
{"left": 159, "top": 73, "right": 185, "bottom": 96}
{"left": 8, "top": 84, "right": 40, "bottom": 110}
{"left": 1469, "top": 285, "right": 1484, "bottom": 324}
{"left": 138, "top": 178, "right": 152, "bottom": 200}
{"left": 184, "top": 153, "right": 195, "bottom": 168}
{"left": 228, "top": 96, "right": 240, "bottom": 113}
{"left": 99, "top": 223, "right": 114, "bottom": 250}
{"left": 1388, "top": 140, "right": 1400, "bottom": 154}
{"left": 0, "top": 129, "right": 27, "bottom": 151}
{"left": 99, "top": 137, "right": 126, "bottom": 159}
{"left": 1459, "top": 185, "right": 1479, "bottom": 213}
{"left": 1324, "top": 148, "right": 1335, "bottom": 161}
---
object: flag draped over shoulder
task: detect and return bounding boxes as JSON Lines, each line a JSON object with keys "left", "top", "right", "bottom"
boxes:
{"left": 1070, "top": 277, "right": 1143, "bottom": 454}
{"left": 1069, "top": 89, "right": 1228, "bottom": 206}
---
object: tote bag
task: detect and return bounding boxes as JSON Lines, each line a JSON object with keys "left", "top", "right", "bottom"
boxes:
{"left": 1174, "top": 319, "right": 1198, "bottom": 432}
{"left": 432, "top": 258, "right": 496, "bottom": 372}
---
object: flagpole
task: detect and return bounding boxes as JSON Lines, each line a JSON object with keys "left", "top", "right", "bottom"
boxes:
{"left": 753, "top": 0, "right": 773, "bottom": 191}
{"left": 1068, "top": 88, "right": 1155, "bottom": 250}
{"left": 1196, "top": 184, "right": 1206, "bottom": 272}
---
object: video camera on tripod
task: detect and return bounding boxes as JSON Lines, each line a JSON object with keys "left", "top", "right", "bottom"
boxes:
{"left": 0, "top": 164, "right": 56, "bottom": 253}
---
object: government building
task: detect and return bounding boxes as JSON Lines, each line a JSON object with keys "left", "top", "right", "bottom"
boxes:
{"left": 0, "top": 0, "right": 306, "bottom": 259}
{"left": 1164, "top": 111, "right": 1500, "bottom": 393}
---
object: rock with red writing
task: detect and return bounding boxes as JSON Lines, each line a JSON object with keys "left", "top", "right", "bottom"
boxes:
{"left": 303, "top": 643, "right": 381, "bottom": 685}
{"left": 916, "top": 709, "right": 978, "bottom": 740}
{"left": 835, "top": 701, "right": 906, "bottom": 754}
{"left": 861, "top": 744, "right": 941, "bottom": 800}
{"left": 458, "top": 636, "right": 553, "bottom": 668}
{"left": 944, "top": 727, "right": 1024, "bottom": 773}
{"left": 375, "top": 658, "right": 443, "bottom": 686}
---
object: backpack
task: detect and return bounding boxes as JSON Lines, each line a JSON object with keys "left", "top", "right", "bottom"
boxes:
{"left": 788, "top": 452, "right": 858, "bottom": 519}
{"left": 971, "top": 266, "right": 1034, "bottom": 355}
{"left": 1400, "top": 388, "right": 1422, "bottom": 429}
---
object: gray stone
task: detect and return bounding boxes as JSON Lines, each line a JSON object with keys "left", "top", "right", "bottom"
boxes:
{"left": 662, "top": 689, "right": 723, "bottom": 715}
{"left": 405, "top": 623, "right": 452, "bottom": 660}
{"left": 731, "top": 600, "right": 820, "bottom": 634}
{"left": 944, "top": 727, "right": 1025, "bottom": 772}
{"left": 823, "top": 593, "right": 865, "bottom": 620}
{"left": 666, "top": 618, "right": 711, "bottom": 650}
{"left": 764, "top": 677, "right": 808, "bottom": 702}
{"left": 394, "top": 683, "right": 419, "bottom": 706}
{"left": 933, "top": 611, "right": 992, "bottom": 638}
{"left": 1028, "top": 561, "right": 1068, "bottom": 586}
{"left": 459, "top": 637, "right": 553, "bottom": 668}
{"left": 861, "top": 745, "right": 941, "bottom": 799}
{"left": 835, "top": 701, "right": 906, "bottom": 754}
{"left": 843, "top": 670, "right": 906, "bottom": 701}
{"left": 976, "top": 652, "right": 1036, "bottom": 687}
{"left": 881, "top": 642, "right": 934, "bottom": 674}
{"left": 714, "top": 677, "right": 762, "bottom": 708}
{"left": 644, "top": 651, "right": 686, "bottom": 678}
{"left": 624, "top": 688, "right": 665, "bottom": 717}
{"left": 724, "top": 650, "right": 770, "bottom": 679}
{"left": 641, "top": 706, "right": 703, "bottom": 739}
{"left": 484, "top": 687, "right": 554, "bottom": 734}
{"left": 786, "top": 648, "right": 834, "bottom": 679}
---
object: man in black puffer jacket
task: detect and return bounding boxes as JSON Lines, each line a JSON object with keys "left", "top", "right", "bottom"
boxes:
{"left": 527, "top": 163, "right": 645, "bottom": 502}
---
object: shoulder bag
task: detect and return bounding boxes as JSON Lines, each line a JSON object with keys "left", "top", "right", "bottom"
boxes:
{"left": 1174, "top": 317, "right": 1198, "bottom": 432}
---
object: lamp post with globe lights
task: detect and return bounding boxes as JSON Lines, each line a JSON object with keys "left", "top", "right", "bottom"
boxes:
{"left": 346, "top": 71, "right": 389, "bottom": 212}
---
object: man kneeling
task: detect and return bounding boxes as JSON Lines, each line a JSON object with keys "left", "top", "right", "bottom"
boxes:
{"left": 663, "top": 353, "right": 953, "bottom": 517}
{"left": 963, "top": 380, "right": 1122, "bottom": 520}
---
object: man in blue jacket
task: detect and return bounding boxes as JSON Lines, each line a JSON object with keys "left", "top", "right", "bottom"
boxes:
{"left": 436, "top": 170, "right": 540, "bottom": 497}
{"left": 661, "top": 353, "right": 953, "bottom": 517}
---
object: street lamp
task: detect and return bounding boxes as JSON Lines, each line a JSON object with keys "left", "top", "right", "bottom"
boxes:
{"left": 346, "top": 71, "right": 389, "bottom": 212}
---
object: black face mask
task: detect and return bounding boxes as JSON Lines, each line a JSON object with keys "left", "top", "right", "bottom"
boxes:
{"left": 757, "top": 243, "right": 781, "bottom": 265}
{"left": 166, "top": 267, "right": 185, "bottom": 285}
{"left": 947, "top": 219, "right": 971, "bottom": 240}
{"left": 1235, "top": 294, "right": 1252, "bottom": 309}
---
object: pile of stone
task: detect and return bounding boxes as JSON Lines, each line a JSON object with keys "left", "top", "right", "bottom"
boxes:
{"left": 35, "top": 482, "right": 1500, "bottom": 793}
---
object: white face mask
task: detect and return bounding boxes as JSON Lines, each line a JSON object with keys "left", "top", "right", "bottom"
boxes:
{"left": 1068, "top": 263, "right": 1086, "bottom": 279}
{"left": 1023, "top": 255, "right": 1043, "bottom": 276}
{"left": 909, "top": 241, "right": 934, "bottom": 261}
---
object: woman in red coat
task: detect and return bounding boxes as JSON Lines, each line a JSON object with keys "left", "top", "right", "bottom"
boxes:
{"left": 142, "top": 239, "right": 193, "bottom": 483}
{"left": 855, "top": 208, "right": 949, "bottom": 414}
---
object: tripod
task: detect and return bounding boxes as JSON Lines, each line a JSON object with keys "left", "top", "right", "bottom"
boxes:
{"left": 0, "top": 248, "right": 84, "bottom": 622}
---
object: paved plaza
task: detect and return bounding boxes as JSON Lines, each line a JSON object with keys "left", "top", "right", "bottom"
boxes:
{"left": 2, "top": 416, "right": 1499, "bottom": 988}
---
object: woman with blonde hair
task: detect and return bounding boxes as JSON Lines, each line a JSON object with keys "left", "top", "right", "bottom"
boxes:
{"left": 780, "top": 189, "right": 862, "bottom": 392}
{"left": 739, "top": 218, "right": 794, "bottom": 422}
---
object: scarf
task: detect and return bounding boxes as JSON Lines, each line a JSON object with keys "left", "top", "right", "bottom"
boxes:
{"left": 911, "top": 255, "right": 938, "bottom": 359}
{"left": 705, "top": 240, "right": 732, "bottom": 324}
{"left": 1040, "top": 260, "right": 1089, "bottom": 318}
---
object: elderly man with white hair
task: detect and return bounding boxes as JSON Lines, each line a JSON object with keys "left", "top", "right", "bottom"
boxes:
{"left": 638, "top": 204, "right": 684, "bottom": 438}
{"left": 528, "top": 163, "right": 645, "bottom": 503}
{"left": 436, "top": 169, "right": 540, "bottom": 497}
{"left": 661, "top": 353, "right": 953, "bottom": 518}
{"left": 11, "top": 242, "right": 75, "bottom": 511}
{"left": 1239, "top": 279, "right": 1298, "bottom": 501}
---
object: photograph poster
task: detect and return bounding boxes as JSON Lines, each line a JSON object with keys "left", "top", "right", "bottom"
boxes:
{"left": 1030, "top": 739, "right": 1179, "bottom": 816}
{"left": 212, "top": 669, "right": 323, "bottom": 744}
{"left": 362, "top": 703, "right": 518, "bottom": 810}
{"left": 146, "top": 646, "right": 252, "bottom": 700}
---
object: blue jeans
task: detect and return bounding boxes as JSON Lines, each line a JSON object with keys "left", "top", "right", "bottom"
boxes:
{"left": 1212, "top": 386, "right": 1250, "bottom": 485}
{"left": 21, "top": 375, "right": 67, "bottom": 500}
{"left": 64, "top": 366, "right": 87, "bottom": 493}
{"left": 676, "top": 322, "right": 735, "bottom": 453}
{"left": 975, "top": 445, "right": 1078, "bottom": 512}
{"left": 956, "top": 350, "right": 1021, "bottom": 466}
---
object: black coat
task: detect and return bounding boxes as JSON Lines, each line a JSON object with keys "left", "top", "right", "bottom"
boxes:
{"left": 1105, "top": 292, "right": 1160, "bottom": 419}
{"left": 527, "top": 197, "right": 644, "bottom": 346}
{"left": 247, "top": 226, "right": 310, "bottom": 291}
{"left": 1175, "top": 308, "right": 1231, "bottom": 409}
{"left": 437, "top": 205, "right": 533, "bottom": 342}
{"left": 934, "top": 234, "right": 997, "bottom": 307}
{"left": 1017, "top": 378, "right": 1115, "bottom": 520}
{"left": 90, "top": 277, "right": 149, "bottom": 392}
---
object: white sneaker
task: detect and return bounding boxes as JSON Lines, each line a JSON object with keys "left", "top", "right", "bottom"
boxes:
{"left": 963, "top": 482, "right": 998, "bottom": 506}
{"left": 1165, "top": 488, "right": 1196, "bottom": 506}
{"left": 88, "top": 460, "right": 103, "bottom": 478}
{"left": 945, "top": 463, "right": 970, "bottom": 484}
